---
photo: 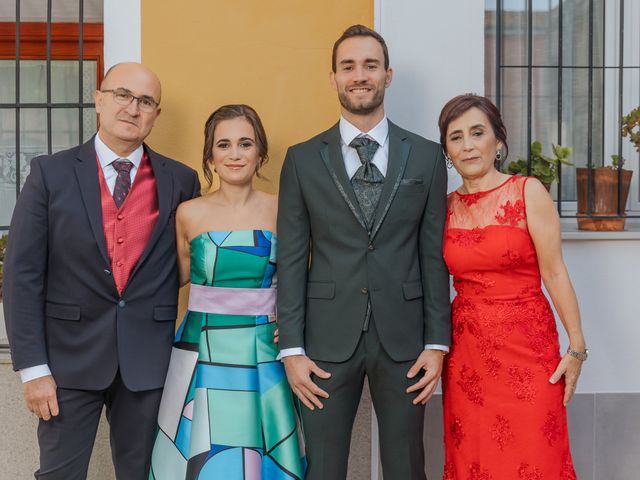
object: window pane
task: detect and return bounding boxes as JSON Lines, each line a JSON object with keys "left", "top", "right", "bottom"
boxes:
{"left": 502, "top": 1, "right": 528, "bottom": 67}
{"left": 52, "top": 61, "right": 80, "bottom": 103}
{"left": 560, "top": 67, "right": 604, "bottom": 200}
{"left": 562, "top": 0, "right": 604, "bottom": 67}
{"left": 52, "top": 108, "right": 79, "bottom": 151}
{"left": 0, "top": 109, "right": 16, "bottom": 226}
{"left": 20, "top": 108, "right": 47, "bottom": 184}
{"left": 501, "top": 67, "right": 528, "bottom": 165}
{"left": 51, "top": 60, "right": 97, "bottom": 104}
{"left": 485, "top": 7, "right": 498, "bottom": 100}
{"left": 0, "top": 0, "right": 16, "bottom": 22}
{"left": 0, "top": 60, "right": 16, "bottom": 103}
{"left": 19, "top": 60, "right": 47, "bottom": 103}
{"left": 83, "top": 61, "right": 97, "bottom": 103}
{"left": 531, "top": 68, "right": 559, "bottom": 147}
{"left": 83, "top": 107, "right": 97, "bottom": 143}
{"left": 532, "top": 2, "right": 559, "bottom": 66}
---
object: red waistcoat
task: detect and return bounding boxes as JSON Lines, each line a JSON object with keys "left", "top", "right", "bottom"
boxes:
{"left": 97, "top": 153, "right": 159, "bottom": 294}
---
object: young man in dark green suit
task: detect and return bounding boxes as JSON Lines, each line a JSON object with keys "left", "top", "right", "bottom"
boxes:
{"left": 277, "top": 25, "right": 451, "bottom": 479}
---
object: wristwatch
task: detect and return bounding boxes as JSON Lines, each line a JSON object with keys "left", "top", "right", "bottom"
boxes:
{"left": 567, "top": 347, "right": 589, "bottom": 362}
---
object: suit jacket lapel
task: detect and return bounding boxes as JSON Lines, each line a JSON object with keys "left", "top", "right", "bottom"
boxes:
{"left": 128, "top": 144, "right": 173, "bottom": 284}
{"left": 370, "top": 121, "right": 410, "bottom": 240}
{"left": 319, "top": 124, "right": 368, "bottom": 232}
{"left": 74, "top": 136, "right": 110, "bottom": 267}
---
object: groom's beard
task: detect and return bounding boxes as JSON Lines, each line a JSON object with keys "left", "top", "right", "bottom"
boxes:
{"left": 337, "top": 85, "right": 386, "bottom": 116}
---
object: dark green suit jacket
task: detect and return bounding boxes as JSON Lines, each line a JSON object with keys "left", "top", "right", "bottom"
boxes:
{"left": 277, "top": 121, "right": 451, "bottom": 363}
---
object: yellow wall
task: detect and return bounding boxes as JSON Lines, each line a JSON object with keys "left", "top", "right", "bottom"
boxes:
{"left": 141, "top": 0, "right": 373, "bottom": 193}
{"left": 141, "top": 0, "right": 372, "bottom": 319}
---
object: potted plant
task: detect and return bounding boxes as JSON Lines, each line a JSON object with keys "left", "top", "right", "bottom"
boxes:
{"left": 506, "top": 140, "right": 573, "bottom": 191}
{"left": 576, "top": 106, "right": 638, "bottom": 231}
{"left": 0, "top": 234, "right": 6, "bottom": 302}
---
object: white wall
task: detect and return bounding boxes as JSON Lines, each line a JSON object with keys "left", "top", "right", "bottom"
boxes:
{"left": 559, "top": 234, "right": 640, "bottom": 393}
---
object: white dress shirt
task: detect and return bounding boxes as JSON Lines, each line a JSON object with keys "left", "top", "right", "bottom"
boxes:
{"left": 279, "top": 117, "right": 448, "bottom": 360}
{"left": 19, "top": 135, "right": 145, "bottom": 383}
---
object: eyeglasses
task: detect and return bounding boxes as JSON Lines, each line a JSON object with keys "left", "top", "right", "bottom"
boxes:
{"left": 100, "top": 88, "right": 160, "bottom": 113}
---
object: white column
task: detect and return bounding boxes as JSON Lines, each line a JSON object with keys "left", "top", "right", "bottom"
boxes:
{"left": 103, "top": 0, "right": 141, "bottom": 72}
{"left": 377, "top": 0, "right": 484, "bottom": 191}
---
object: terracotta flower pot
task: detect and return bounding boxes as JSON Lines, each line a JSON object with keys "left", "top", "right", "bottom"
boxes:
{"left": 576, "top": 167, "right": 633, "bottom": 231}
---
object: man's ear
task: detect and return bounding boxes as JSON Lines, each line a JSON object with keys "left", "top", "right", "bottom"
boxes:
{"left": 94, "top": 90, "right": 103, "bottom": 113}
{"left": 385, "top": 68, "right": 393, "bottom": 88}
{"left": 329, "top": 71, "right": 337, "bottom": 91}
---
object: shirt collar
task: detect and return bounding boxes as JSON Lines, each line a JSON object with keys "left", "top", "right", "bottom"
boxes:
{"left": 339, "top": 115, "right": 389, "bottom": 148}
{"left": 94, "top": 133, "right": 144, "bottom": 169}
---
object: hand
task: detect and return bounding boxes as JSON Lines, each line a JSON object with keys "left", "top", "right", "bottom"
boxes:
{"left": 549, "top": 353, "right": 583, "bottom": 406}
{"left": 406, "top": 349, "right": 445, "bottom": 405}
{"left": 23, "top": 375, "right": 59, "bottom": 421}
{"left": 282, "top": 355, "right": 331, "bottom": 411}
{"left": 273, "top": 328, "right": 279, "bottom": 345}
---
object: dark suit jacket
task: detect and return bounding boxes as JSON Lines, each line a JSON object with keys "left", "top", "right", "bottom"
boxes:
{"left": 3, "top": 136, "right": 200, "bottom": 391}
{"left": 277, "top": 121, "right": 451, "bottom": 363}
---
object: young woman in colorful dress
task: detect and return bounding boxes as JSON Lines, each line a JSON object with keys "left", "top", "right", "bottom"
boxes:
{"left": 149, "top": 104, "right": 305, "bottom": 479}
{"left": 438, "top": 94, "right": 585, "bottom": 480}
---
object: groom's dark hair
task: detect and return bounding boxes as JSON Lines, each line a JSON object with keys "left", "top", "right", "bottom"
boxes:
{"left": 332, "top": 24, "right": 390, "bottom": 73}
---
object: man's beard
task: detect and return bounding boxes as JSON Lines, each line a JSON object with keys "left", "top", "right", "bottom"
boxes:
{"left": 337, "top": 86, "right": 385, "bottom": 116}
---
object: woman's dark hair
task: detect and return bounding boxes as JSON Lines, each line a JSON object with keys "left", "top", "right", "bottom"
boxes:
{"left": 438, "top": 94, "right": 509, "bottom": 161}
{"left": 202, "top": 104, "right": 269, "bottom": 187}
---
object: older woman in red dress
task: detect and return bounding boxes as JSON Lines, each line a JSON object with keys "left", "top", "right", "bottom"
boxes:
{"left": 439, "top": 94, "right": 585, "bottom": 479}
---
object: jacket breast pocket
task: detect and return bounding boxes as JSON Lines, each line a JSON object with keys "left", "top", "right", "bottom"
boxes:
{"left": 306, "top": 282, "right": 335, "bottom": 299}
{"left": 398, "top": 179, "right": 426, "bottom": 194}
{"left": 154, "top": 305, "right": 178, "bottom": 322}
{"left": 45, "top": 302, "right": 81, "bottom": 321}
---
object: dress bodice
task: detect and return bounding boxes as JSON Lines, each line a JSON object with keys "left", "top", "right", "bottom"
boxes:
{"left": 189, "top": 229, "right": 277, "bottom": 289}
{"left": 444, "top": 175, "right": 540, "bottom": 300}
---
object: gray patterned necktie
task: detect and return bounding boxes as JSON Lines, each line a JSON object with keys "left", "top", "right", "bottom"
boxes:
{"left": 350, "top": 136, "right": 384, "bottom": 230}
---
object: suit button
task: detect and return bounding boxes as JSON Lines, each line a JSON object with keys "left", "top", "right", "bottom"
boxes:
{"left": 117, "top": 214, "right": 124, "bottom": 221}
{"left": 116, "top": 261, "right": 123, "bottom": 267}
{"left": 118, "top": 300, "right": 126, "bottom": 308}
{"left": 117, "top": 237, "right": 124, "bottom": 244}
{"left": 361, "top": 287, "right": 368, "bottom": 295}
{"left": 368, "top": 244, "right": 375, "bottom": 251}
{"left": 103, "top": 269, "right": 111, "bottom": 276}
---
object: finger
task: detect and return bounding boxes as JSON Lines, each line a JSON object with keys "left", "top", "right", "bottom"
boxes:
{"left": 48, "top": 396, "right": 60, "bottom": 417}
{"left": 310, "top": 363, "right": 331, "bottom": 379}
{"left": 549, "top": 365, "right": 565, "bottom": 384}
{"left": 563, "top": 385, "right": 575, "bottom": 406}
{"left": 406, "top": 375, "right": 429, "bottom": 393}
{"left": 415, "top": 379, "right": 439, "bottom": 405}
{"left": 38, "top": 401, "right": 52, "bottom": 421}
{"left": 292, "top": 387, "right": 315, "bottom": 411}
{"left": 299, "top": 385, "right": 324, "bottom": 410}
{"left": 305, "top": 380, "right": 329, "bottom": 399}
{"left": 406, "top": 361, "right": 423, "bottom": 379}
{"left": 406, "top": 368, "right": 439, "bottom": 392}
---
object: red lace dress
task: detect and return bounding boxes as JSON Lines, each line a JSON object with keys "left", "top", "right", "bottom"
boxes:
{"left": 442, "top": 176, "right": 576, "bottom": 480}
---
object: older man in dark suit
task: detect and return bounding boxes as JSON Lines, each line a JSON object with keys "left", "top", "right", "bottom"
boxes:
{"left": 3, "top": 62, "right": 200, "bottom": 479}
{"left": 277, "top": 25, "right": 451, "bottom": 479}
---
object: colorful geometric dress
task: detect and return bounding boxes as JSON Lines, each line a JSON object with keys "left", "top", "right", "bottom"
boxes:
{"left": 442, "top": 176, "right": 577, "bottom": 479}
{"left": 149, "top": 230, "right": 306, "bottom": 480}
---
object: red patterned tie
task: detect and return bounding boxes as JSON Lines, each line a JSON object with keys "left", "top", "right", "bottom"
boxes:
{"left": 112, "top": 159, "right": 133, "bottom": 208}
